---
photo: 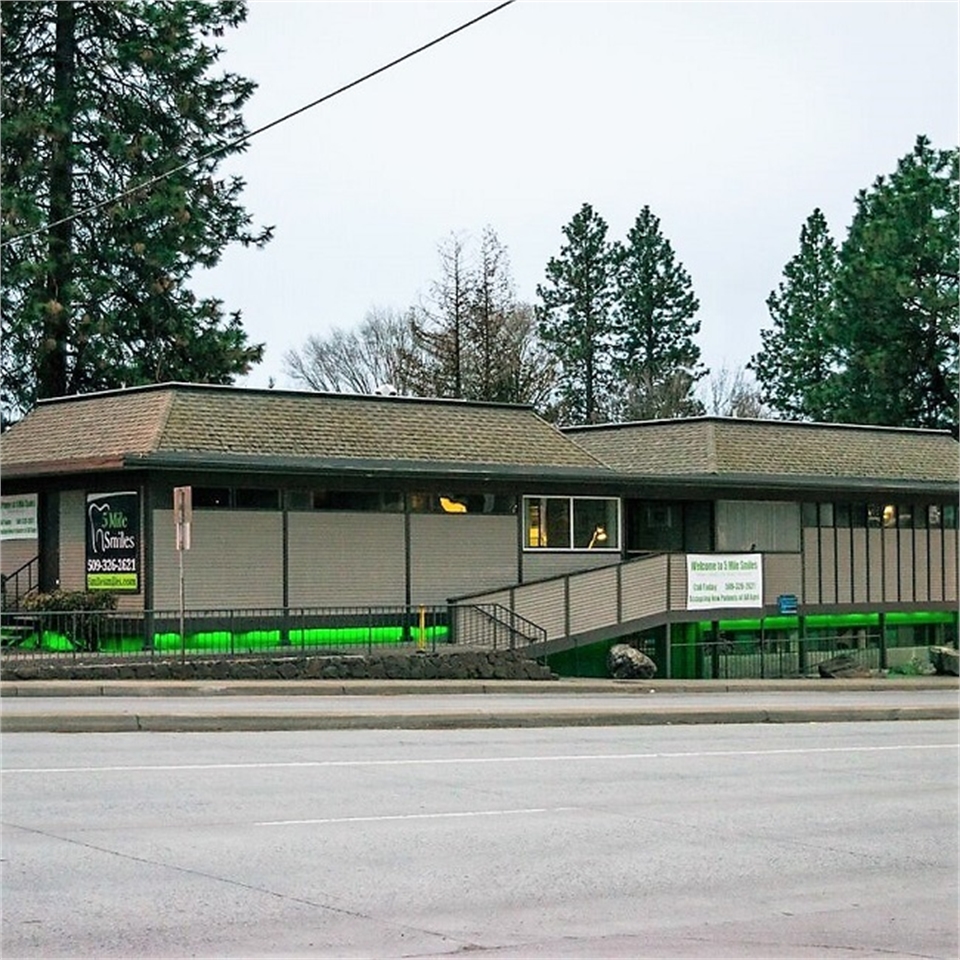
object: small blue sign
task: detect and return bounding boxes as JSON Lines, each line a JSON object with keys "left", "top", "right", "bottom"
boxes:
{"left": 777, "top": 594, "right": 798, "bottom": 615}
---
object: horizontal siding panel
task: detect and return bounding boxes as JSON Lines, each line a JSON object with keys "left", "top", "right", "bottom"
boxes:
{"left": 289, "top": 513, "right": 404, "bottom": 607}
{"left": 851, "top": 529, "right": 868, "bottom": 604}
{"left": 59, "top": 490, "right": 85, "bottom": 594}
{"left": 835, "top": 532, "right": 853, "bottom": 604}
{"left": 763, "top": 554, "right": 803, "bottom": 605}
{"left": 522, "top": 552, "right": 617, "bottom": 582}
{"left": 819, "top": 531, "right": 836, "bottom": 604}
{"left": 569, "top": 568, "right": 618, "bottom": 635}
{"left": 411, "top": 515, "right": 516, "bottom": 606}
{"left": 154, "top": 510, "right": 283, "bottom": 609}
{"left": 1, "top": 539, "right": 38, "bottom": 579}
{"left": 668, "top": 554, "right": 686, "bottom": 612}
{"left": 883, "top": 532, "right": 899, "bottom": 601}
{"left": 929, "top": 529, "right": 944, "bottom": 602}
{"left": 802, "top": 529, "right": 819, "bottom": 606}
{"left": 945, "top": 530, "right": 958, "bottom": 604}
{"left": 513, "top": 581, "right": 566, "bottom": 641}
{"left": 867, "top": 529, "right": 884, "bottom": 604}
{"left": 899, "top": 529, "right": 915, "bottom": 602}
{"left": 621, "top": 556, "right": 668, "bottom": 620}
{"left": 913, "top": 531, "right": 929, "bottom": 603}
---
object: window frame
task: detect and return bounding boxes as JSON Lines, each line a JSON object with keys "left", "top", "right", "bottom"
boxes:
{"left": 523, "top": 495, "right": 621, "bottom": 552}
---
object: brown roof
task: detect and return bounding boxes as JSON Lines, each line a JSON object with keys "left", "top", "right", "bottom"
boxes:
{"left": 565, "top": 417, "right": 960, "bottom": 485}
{"left": 0, "top": 383, "right": 607, "bottom": 477}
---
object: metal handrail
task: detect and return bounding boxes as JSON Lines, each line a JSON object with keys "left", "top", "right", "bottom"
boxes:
{"left": 0, "top": 555, "right": 39, "bottom": 610}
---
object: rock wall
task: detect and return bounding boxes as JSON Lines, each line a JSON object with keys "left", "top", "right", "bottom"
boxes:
{"left": 1, "top": 649, "right": 557, "bottom": 683}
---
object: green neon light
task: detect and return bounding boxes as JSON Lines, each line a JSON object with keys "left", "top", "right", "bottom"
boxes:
{"left": 17, "top": 624, "right": 451, "bottom": 653}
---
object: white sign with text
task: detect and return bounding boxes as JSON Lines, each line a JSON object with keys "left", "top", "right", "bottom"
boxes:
{"left": 1, "top": 494, "right": 38, "bottom": 540}
{"left": 687, "top": 553, "right": 763, "bottom": 609}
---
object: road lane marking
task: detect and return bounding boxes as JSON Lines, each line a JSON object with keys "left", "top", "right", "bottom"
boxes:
{"left": 2, "top": 742, "right": 956, "bottom": 775}
{"left": 255, "top": 807, "right": 574, "bottom": 826}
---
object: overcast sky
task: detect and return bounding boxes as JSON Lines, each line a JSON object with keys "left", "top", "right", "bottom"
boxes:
{"left": 193, "top": 0, "right": 958, "bottom": 395}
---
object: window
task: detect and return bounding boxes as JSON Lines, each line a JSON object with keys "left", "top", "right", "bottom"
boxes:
{"left": 312, "top": 490, "right": 402, "bottom": 512}
{"left": 235, "top": 488, "right": 280, "bottom": 510}
{"left": 928, "top": 504, "right": 943, "bottom": 529}
{"left": 524, "top": 497, "right": 620, "bottom": 550}
{"left": 192, "top": 487, "right": 231, "bottom": 508}
{"left": 409, "top": 493, "right": 516, "bottom": 515}
{"left": 944, "top": 503, "right": 958, "bottom": 529}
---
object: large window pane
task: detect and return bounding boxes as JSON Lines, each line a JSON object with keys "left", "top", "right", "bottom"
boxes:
{"left": 573, "top": 498, "right": 619, "bottom": 549}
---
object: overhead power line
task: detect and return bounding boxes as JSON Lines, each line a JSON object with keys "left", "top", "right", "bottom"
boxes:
{"left": 1, "top": 0, "right": 517, "bottom": 249}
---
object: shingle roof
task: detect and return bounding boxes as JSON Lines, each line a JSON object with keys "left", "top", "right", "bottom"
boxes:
{"left": 0, "top": 383, "right": 607, "bottom": 477}
{"left": 564, "top": 417, "right": 960, "bottom": 486}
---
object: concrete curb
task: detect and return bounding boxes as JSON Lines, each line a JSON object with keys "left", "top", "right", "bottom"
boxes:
{"left": 2, "top": 677, "right": 958, "bottom": 697}
{"left": 2, "top": 704, "right": 957, "bottom": 734}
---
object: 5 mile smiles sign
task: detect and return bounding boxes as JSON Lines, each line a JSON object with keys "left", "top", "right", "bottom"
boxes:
{"left": 86, "top": 491, "right": 140, "bottom": 592}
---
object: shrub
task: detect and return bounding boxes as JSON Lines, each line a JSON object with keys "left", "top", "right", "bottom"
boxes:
{"left": 22, "top": 590, "right": 118, "bottom": 650}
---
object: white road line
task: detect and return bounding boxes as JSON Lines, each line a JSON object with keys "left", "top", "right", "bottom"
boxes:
{"left": 2, "top": 742, "right": 955, "bottom": 775}
{"left": 255, "top": 807, "right": 573, "bottom": 827}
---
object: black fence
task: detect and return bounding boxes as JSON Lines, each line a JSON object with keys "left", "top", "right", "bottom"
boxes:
{"left": 0, "top": 602, "right": 545, "bottom": 663}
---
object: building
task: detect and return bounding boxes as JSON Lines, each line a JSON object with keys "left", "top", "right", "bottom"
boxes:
{"left": 1, "top": 383, "right": 956, "bottom": 677}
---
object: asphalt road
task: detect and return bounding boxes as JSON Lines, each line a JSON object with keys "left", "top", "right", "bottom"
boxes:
{"left": 2, "top": 720, "right": 957, "bottom": 959}
{"left": 1, "top": 682, "right": 957, "bottom": 732}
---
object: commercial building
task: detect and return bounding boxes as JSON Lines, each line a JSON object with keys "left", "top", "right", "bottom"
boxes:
{"left": 1, "top": 383, "right": 956, "bottom": 677}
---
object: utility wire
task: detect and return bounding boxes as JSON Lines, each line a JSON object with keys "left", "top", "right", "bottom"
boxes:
{"left": 1, "top": 0, "right": 517, "bottom": 249}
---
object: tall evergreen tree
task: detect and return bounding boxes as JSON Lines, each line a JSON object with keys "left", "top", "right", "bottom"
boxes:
{"left": 828, "top": 136, "right": 958, "bottom": 434}
{"left": 611, "top": 205, "right": 705, "bottom": 419}
{"left": 536, "top": 203, "right": 616, "bottom": 424}
{"left": 1, "top": 1, "right": 272, "bottom": 419}
{"left": 749, "top": 208, "right": 839, "bottom": 421}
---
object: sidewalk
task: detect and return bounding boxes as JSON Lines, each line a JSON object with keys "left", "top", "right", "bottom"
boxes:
{"left": 1, "top": 677, "right": 957, "bottom": 732}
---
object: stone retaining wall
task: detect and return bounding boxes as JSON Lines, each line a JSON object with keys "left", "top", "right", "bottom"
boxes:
{"left": 1, "top": 649, "right": 557, "bottom": 682}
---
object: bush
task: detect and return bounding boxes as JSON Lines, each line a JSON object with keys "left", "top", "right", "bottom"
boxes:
{"left": 23, "top": 590, "right": 118, "bottom": 613}
{"left": 22, "top": 590, "right": 118, "bottom": 650}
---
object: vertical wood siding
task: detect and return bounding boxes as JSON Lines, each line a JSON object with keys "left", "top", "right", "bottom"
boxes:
{"left": 1, "top": 539, "right": 38, "bottom": 578}
{"left": 835, "top": 529, "right": 853, "bottom": 604}
{"left": 883, "top": 532, "right": 899, "bottom": 600}
{"left": 287, "top": 513, "right": 405, "bottom": 607}
{"left": 522, "top": 552, "right": 617, "bottom": 582}
{"left": 410, "top": 515, "right": 517, "bottom": 605}
{"left": 867, "top": 529, "right": 884, "bottom": 603}
{"left": 152, "top": 510, "right": 283, "bottom": 609}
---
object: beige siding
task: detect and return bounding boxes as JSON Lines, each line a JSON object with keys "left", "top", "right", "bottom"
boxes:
{"left": 819, "top": 531, "right": 836, "bottom": 604}
{"left": 513, "top": 580, "right": 567, "bottom": 641}
{"left": 568, "top": 567, "right": 618, "bottom": 635}
{"left": 835, "top": 530, "right": 853, "bottom": 604}
{"left": 522, "top": 552, "right": 617, "bottom": 582}
{"left": 668, "top": 554, "right": 687, "bottom": 612}
{"left": 802, "top": 529, "right": 819, "bottom": 605}
{"left": 913, "top": 530, "right": 929, "bottom": 603}
{"left": 763, "top": 554, "right": 803, "bottom": 605}
{"left": 851, "top": 529, "right": 868, "bottom": 603}
{"left": 59, "top": 490, "right": 86, "bottom": 593}
{"left": 1, "top": 538, "right": 38, "bottom": 579}
{"left": 621, "top": 555, "right": 669, "bottom": 621}
{"left": 898, "top": 529, "right": 914, "bottom": 602}
{"left": 883, "top": 530, "right": 899, "bottom": 600}
{"left": 286, "top": 512, "right": 404, "bottom": 607}
{"left": 153, "top": 510, "right": 283, "bottom": 609}
{"left": 410, "top": 515, "right": 517, "bottom": 606}
{"left": 929, "top": 529, "right": 944, "bottom": 602}
{"left": 867, "top": 529, "right": 884, "bottom": 603}
{"left": 945, "top": 529, "right": 958, "bottom": 603}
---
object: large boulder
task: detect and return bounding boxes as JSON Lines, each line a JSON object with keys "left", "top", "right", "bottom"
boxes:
{"left": 608, "top": 643, "right": 656, "bottom": 680}
{"left": 929, "top": 646, "right": 959, "bottom": 676}
{"left": 817, "top": 653, "right": 870, "bottom": 679}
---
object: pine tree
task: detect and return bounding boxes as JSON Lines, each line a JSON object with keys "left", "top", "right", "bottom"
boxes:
{"left": 536, "top": 203, "right": 616, "bottom": 424}
{"left": 611, "top": 205, "right": 705, "bottom": 419}
{"left": 749, "top": 208, "right": 839, "bottom": 421}
{"left": 829, "top": 136, "right": 958, "bottom": 434}
{"left": 1, "top": 1, "right": 272, "bottom": 418}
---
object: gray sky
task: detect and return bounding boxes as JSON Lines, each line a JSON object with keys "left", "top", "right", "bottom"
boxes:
{"left": 194, "top": 0, "right": 958, "bottom": 394}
